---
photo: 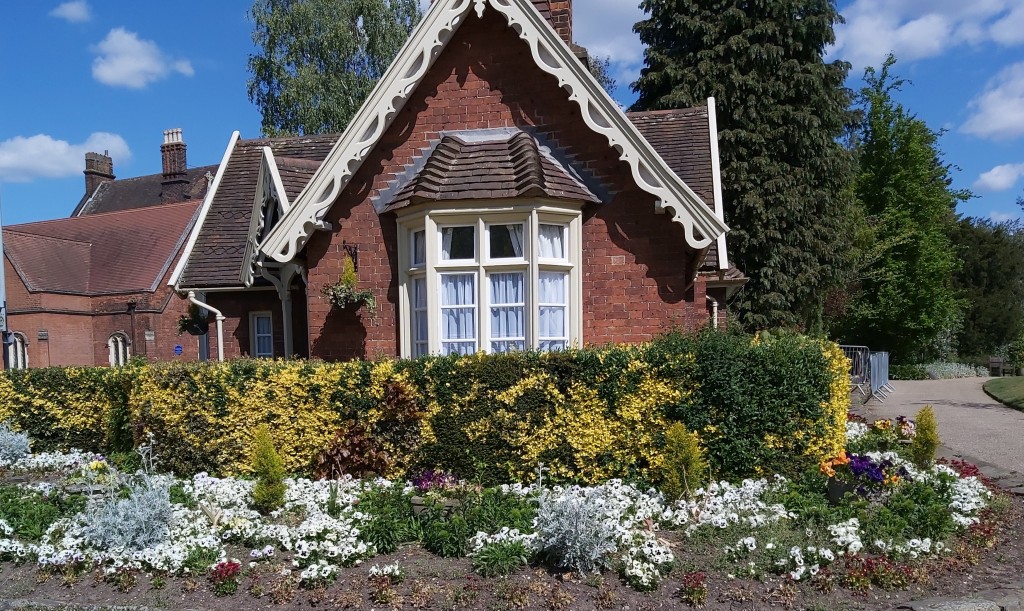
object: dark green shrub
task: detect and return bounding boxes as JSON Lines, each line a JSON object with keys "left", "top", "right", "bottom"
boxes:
{"left": 472, "top": 541, "right": 531, "bottom": 577}
{"left": 891, "top": 365, "right": 928, "bottom": 380}
{"left": 251, "top": 427, "right": 285, "bottom": 514}
{"left": 0, "top": 485, "right": 86, "bottom": 542}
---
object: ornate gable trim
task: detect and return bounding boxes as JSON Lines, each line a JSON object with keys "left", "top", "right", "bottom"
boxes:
{"left": 259, "top": 0, "right": 728, "bottom": 264}
{"left": 240, "top": 148, "right": 291, "bottom": 286}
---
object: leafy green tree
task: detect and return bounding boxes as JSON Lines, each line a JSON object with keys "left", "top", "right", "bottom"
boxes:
{"left": 952, "top": 217, "right": 1024, "bottom": 359}
{"left": 248, "top": 0, "right": 421, "bottom": 137}
{"left": 588, "top": 55, "right": 617, "bottom": 96}
{"left": 631, "top": 0, "right": 858, "bottom": 331}
{"left": 829, "top": 57, "right": 966, "bottom": 363}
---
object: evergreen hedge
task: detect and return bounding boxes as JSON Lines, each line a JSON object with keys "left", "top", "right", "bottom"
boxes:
{"left": 0, "top": 330, "right": 849, "bottom": 484}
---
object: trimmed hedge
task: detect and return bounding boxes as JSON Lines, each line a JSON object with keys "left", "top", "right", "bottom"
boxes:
{"left": 0, "top": 330, "right": 849, "bottom": 485}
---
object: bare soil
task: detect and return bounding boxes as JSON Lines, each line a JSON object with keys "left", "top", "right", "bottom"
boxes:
{"left": 1, "top": 492, "right": 1021, "bottom": 611}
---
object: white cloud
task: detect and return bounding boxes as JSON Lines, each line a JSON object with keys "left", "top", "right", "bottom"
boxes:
{"left": 974, "top": 162, "right": 1024, "bottom": 192}
{"left": 49, "top": 0, "right": 91, "bottom": 23}
{"left": 573, "top": 0, "right": 646, "bottom": 87}
{"left": 831, "top": 0, "right": 1023, "bottom": 70}
{"left": 91, "top": 28, "right": 194, "bottom": 89}
{"left": 990, "top": 211, "right": 1018, "bottom": 222}
{"left": 0, "top": 132, "right": 130, "bottom": 183}
{"left": 961, "top": 62, "right": 1024, "bottom": 140}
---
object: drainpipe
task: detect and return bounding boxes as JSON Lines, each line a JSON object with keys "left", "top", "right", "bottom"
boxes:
{"left": 187, "top": 291, "right": 225, "bottom": 362}
{"left": 706, "top": 295, "right": 719, "bottom": 330}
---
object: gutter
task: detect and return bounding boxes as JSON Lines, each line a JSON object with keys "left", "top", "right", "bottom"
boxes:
{"left": 187, "top": 291, "right": 225, "bottom": 362}
{"left": 706, "top": 295, "right": 719, "bottom": 330}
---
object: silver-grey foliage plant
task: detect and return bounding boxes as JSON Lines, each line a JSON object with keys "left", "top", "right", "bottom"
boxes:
{"left": 0, "top": 422, "right": 30, "bottom": 466}
{"left": 80, "top": 474, "right": 173, "bottom": 552}
{"left": 534, "top": 488, "right": 618, "bottom": 574}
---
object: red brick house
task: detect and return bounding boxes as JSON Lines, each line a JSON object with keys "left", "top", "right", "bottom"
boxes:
{"left": 2, "top": 131, "right": 212, "bottom": 369}
{"left": 170, "top": 0, "right": 744, "bottom": 362}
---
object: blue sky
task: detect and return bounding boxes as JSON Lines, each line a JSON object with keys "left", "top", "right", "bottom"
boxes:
{"left": 1, "top": 0, "right": 1022, "bottom": 226}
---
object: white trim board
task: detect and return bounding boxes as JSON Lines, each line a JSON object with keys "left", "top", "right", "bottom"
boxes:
{"left": 259, "top": 0, "right": 729, "bottom": 265}
{"left": 707, "top": 97, "right": 729, "bottom": 271}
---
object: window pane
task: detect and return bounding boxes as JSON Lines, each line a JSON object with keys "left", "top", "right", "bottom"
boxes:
{"left": 256, "top": 315, "right": 272, "bottom": 335}
{"left": 489, "top": 224, "right": 524, "bottom": 259}
{"left": 257, "top": 335, "right": 273, "bottom": 356}
{"left": 412, "top": 230, "right": 426, "bottom": 266}
{"left": 441, "top": 226, "right": 475, "bottom": 260}
{"left": 538, "top": 224, "right": 566, "bottom": 259}
{"left": 412, "top": 277, "right": 428, "bottom": 353}
{"left": 538, "top": 271, "right": 568, "bottom": 351}
{"left": 441, "top": 273, "right": 477, "bottom": 354}
{"left": 490, "top": 272, "right": 525, "bottom": 353}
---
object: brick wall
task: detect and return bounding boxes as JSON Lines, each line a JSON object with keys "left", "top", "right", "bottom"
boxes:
{"left": 201, "top": 288, "right": 308, "bottom": 360}
{"left": 4, "top": 252, "right": 203, "bottom": 369}
{"left": 303, "top": 9, "right": 713, "bottom": 360}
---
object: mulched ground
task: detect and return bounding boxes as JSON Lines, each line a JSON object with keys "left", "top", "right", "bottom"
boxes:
{"left": 1, "top": 489, "right": 1021, "bottom": 611}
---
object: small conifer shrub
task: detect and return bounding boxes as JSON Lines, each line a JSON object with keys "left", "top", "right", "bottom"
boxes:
{"left": 251, "top": 426, "right": 286, "bottom": 514}
{"left": 659, "top": 422, "right": 708, "bottom": 501}
{"left": 910, "top": 406, "right": 940, "bottom": 468}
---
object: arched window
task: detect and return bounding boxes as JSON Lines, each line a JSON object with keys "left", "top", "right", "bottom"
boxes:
{"left": 107, "top": 332, "right": 130, "bottom": 367}
{"left": 6, "top": 332, "right": 28, "bottom": 370}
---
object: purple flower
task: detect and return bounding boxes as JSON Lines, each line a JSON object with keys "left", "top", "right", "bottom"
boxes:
{"left": 412, "top": 469, "right": 457, "bottom": 493}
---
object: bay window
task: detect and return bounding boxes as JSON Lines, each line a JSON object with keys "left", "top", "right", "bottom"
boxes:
{"left": 399, "top": 204, "right": 581, "bottom": 358}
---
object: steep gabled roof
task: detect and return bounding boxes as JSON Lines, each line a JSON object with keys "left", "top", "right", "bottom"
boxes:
{"left": 628, "top": 105, "right": 730, "bottom": 272}
{"left": 4, "top": 200, "right": 201, "bottom": 295}
{"left": 259, "top": 0, "right": 728, "bottom": 265}
{"left": 174, "top": 134, "right": 336, "bottom": 289}
{"left": 72, "top": 165, "right": 215, "bottom": 216}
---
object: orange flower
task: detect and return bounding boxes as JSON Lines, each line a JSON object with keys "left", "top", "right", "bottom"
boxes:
{"left": 820, "top": 462, "right": 836, "bottom": 477}
{"left": 833, "top": 451, "right": 849, "bottom": 466}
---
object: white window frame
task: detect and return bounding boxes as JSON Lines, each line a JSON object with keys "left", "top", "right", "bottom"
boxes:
{"left": 7, "top": 332, "right": 28, "bottom": 370}
{"left": 107, "top": 332, "right": 130, "bottom": 367}
{"left": 249, "top": 311, "right": 274, "bottom": 358}
{"left": 397, "top": 201, "right": 583, "bottom": 358}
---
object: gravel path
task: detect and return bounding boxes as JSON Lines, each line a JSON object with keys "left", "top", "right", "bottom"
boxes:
{"left": 855, "top": 378, "right": 1024, "bottom": 484}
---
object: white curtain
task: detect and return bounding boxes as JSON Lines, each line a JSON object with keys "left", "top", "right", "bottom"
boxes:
{"left": 441, "top": 273, "right": 477, "bottom": 354}
{"left": 538, "top": 271, "right": 567, "bottom": 351}
{"left": 538, "top": 224, "right": 565, "bottom": 259}
{"left": 509, "top": 224, "right": 524, "bottom": 257}
{"left": 490, "top": 272, "right": 525, "bottom": 352}
{"left": 441, "top": 227, "right": 454, "bottom": 260}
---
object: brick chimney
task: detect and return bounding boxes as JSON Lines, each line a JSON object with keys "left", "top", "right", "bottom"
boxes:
{"left": 549, "top": 0, "right": 572, "bottom": 46}
{"left": 160, "top": 128, "right": 188, "bottom": 203}
{"left": 84, "top": 151, "right": 115, "bottom": 196}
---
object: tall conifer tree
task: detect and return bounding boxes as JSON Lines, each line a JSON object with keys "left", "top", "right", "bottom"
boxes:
{"left": 632, "top": 0, "right": 857, "bottom": 330}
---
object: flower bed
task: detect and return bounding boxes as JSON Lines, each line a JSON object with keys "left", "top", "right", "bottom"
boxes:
{"left": 0, "top": 412, "right": 1008, "bottom": 607}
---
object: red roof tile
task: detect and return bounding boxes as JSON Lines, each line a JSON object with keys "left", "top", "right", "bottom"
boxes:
{"left": 4, "top": 200, "right": 201, "bottom": 295}
{"left": 177, "top": 135, "right": 336, "bottom": 289}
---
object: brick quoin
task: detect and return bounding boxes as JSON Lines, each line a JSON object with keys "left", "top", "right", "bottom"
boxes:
{"left": 303, "top": 9, "right": 713, "bottom": 361}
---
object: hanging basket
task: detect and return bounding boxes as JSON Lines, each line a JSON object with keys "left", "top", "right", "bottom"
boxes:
{"left": 182, "top": 320, "right": 209, "bottom": 336}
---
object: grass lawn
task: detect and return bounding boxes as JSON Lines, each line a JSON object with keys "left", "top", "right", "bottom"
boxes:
{"left": 984, "top": 376, "right": 1024, "bottom": 411}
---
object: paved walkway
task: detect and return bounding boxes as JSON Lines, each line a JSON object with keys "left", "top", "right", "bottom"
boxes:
{"left": 854, "top": 378, "right": 1024, "bottom": 489}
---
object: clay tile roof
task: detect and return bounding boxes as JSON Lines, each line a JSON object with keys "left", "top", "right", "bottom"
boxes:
{"left": 384, "top": 131, "right": 599, "bottom": 212}
{"left": 177, "top": 134, "right": 337, "bottom": 289}
{"left": 3, "top": 200, "right": 201, "bottom": 295}
{"left": 72, "top": 165, "right": 216, "bottom": 216}
{"left": 627, "top": 107, "right": 723, "bottom": 270}
{"left": 276, "top": 156, "right": 322, "bottom": 203}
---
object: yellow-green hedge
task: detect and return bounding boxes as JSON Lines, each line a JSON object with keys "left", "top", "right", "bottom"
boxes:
{"left": 0, "top": 330, "right": 850, "bottom": 484}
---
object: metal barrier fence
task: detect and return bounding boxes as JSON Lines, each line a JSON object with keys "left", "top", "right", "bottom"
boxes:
{"left": 841, "top": 345, "right": 870, "bottom": 397}
{"left": 840, "top": 345, "right": 894, "bottom": 403}
{"left": 868, "top": 351, "right": 895, "bottom": 402}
